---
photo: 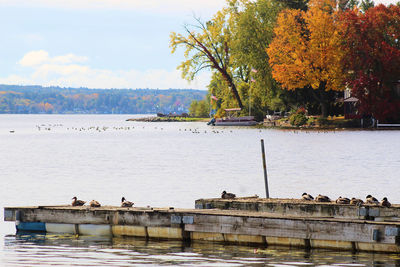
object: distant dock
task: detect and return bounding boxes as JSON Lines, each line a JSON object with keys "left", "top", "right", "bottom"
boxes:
{"left": 4, "top": 198, "right": 400, "bottom": 253}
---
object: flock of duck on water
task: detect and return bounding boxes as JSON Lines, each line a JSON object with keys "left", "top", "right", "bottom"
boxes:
{"left": 221, "top": 191, "right": 392, "bottom": 208}
{"left": 71, "top": 197, "right": 134, "bottom": 207}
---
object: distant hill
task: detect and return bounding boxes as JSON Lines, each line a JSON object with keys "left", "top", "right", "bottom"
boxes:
{"left": 0, "top": 85, "right": 207, "bottom": 114}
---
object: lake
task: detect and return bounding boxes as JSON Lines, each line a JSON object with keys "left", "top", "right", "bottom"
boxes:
{"left": 1, "top": 114, "right": 399, "bottom": 266}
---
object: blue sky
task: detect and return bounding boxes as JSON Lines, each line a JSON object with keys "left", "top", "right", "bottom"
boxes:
{"left": 0, "top": 0, "right": 396, "bottom": 90}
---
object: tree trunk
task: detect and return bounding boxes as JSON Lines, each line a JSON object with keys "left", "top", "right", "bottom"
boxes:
{"left": 320, "top": 100, "right": 328, "bottom": 118}
{"left": 222, "top": 72, "right": 243, "bottom": 109}
{"left": 319, "top": 83, "right": 328, "bottom": 118}
{"left": 189, "top": 33, "right": 243, "bottom": 110}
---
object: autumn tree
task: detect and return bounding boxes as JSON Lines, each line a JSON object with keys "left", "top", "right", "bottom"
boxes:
{"left": 170, "top": 11, "right": 244, "bottom": 109}
{"left": 267, "top": 0, "right": 347, "bottom": 117}
{"left": 340, "top": 4, "right": 400, "bottom": 121}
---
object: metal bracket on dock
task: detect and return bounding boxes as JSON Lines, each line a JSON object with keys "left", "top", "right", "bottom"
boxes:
{"left": 171, "top": 215, "right": 194, "bottom": 224}
{"left": 385, "top": 227, "right": 400, "bottom": 237}
{"left": 369, "top": 208, "right": 380, "bottom": 217}
{"left": 182, "top": 216, "right": 194, "bottom": 224}
{"left": 194, "top": 203, "right": 213, "bottom": 209}
{"left": 358, "top": 207, "right": 368, "bottom": 217}
{"left": 171, "top": 215, "right": 182, "bottom": 224}
{"left": 372, "top": 229, "right": 380, "bottom": 241}
{"left": 358, "top": 207, "right": 380, "bottom": 218}
{"left": 4, "top": 210, "right": 14, "bottom": 221}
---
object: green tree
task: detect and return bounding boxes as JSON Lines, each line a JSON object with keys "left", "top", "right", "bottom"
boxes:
{"left": 170, "top": 11, "right": 244, "bottom": 109}
{"left": 189, "top": 99, "right": 209, "bottom": 117}
{"left": 227, "top": 0, "right": 286, "bottom": 119}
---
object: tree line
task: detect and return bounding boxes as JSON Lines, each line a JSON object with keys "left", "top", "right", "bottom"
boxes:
{"left": 171, "top": 0, "right": 400, "bottom": 122}
{"left": 0, "top": 85, "right": 206, "bottom": 114}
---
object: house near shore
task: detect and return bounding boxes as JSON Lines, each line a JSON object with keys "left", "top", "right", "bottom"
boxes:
{"left": 344, "top": 80, "right": 400, "bottom": 122}
{"left": 343, "top": 88, "right": 358, "bottom": 119}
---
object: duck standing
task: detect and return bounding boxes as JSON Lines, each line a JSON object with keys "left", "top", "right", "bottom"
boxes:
{"left": 221, "top": 190, "right": 236, "bottom": 199}
{"left": 72, "top": 196, "right": 86, "bottom": 206}
{"left": 366, "top": 195, "right": 379, "bottom": 205}
{"left": 121, "top": 197, "right": 134, "bottom": 207}
{"left": 315, "top": 194, "right": 331, "bottom": 202}
{"left": 89, "top": 200, "right": 101, "bottom": 207}
{"left": 380, "top": 197, "right": 391, "bottom": 208}
{"left": 301, "top": 193, "right": 314, "bottom": 201}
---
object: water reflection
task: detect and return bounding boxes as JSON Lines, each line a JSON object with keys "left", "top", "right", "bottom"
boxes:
{"left": 3, "top": 233, "right": 400, "bottom": 266}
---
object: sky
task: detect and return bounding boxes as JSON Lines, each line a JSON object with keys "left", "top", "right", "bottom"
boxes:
{"left": 0, "top": 0, "right": 397, "bottom": 90}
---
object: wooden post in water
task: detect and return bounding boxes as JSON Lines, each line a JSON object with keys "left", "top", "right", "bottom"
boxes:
{"left": 261, "top": 139, "right": 269, "bottom": 198}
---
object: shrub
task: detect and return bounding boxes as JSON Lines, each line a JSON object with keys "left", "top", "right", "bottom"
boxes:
{"left": 289, "top": 109, "right": 307, "bottom": 126}
{"left": 307, "top": 117, "right": 316, "bottom": 125}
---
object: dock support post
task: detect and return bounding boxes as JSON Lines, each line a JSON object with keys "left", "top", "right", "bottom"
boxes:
{"left": 261, "top": 139, "right": 269, "bottom": 198}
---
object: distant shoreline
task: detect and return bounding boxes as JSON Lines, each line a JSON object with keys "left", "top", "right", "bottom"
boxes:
{"left": 126, "top": 116, "right": 209, "bottom": 122}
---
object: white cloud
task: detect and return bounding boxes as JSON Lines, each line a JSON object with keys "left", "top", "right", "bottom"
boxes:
{"left": 1, "top": 50, "right": 209, "bottom": 89}
{"left": 18, "top": 50, "right": 88, "bottom": 67}
{"left": 18, "top": 50, "right": 49, "bottom": 67}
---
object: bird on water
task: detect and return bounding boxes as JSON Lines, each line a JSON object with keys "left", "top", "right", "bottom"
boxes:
{"left": 380, "top": 197, "right": 391, "bottom": 208}
{"left": 301, "top": 193, "right": 314, "bottom": 201}
{"left": 121, "top": 197, "right": 134, "bottom": 207}
{"left": 71, "top": 196, "right": 86, "bottom": 206}
{"left": 315, "top": 194, "right": 331, "bottom": 202}
{"left": 221, "top": 190, "right": 236, "bottom": 199}
{"left": 366, "top": 195, "right": 379, "bottom": 205}
{"left": 89, "top": 200, "right": 101, "bottom": 207}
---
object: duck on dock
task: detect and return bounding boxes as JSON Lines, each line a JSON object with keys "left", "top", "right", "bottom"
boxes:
{"left": 315, "top": 194, "right": 331, "bottom": 202}
{"left": 335, "top": 196, "right": 350, "bottom": 204}
{"left": 350, "top": 198, "right": 364, "bottom": 206}
{"left": 380, "top": 197, "right": 391, "bottom": 208}
{"left": 301, "top": 193, "right": 314, "bottom": 201}
{"left": 366, "top": 195, "right": 379, "bottom": 205}
{"left": 121, "top": 197, "right": 134, "bottom": 207}
{"left": 71, "top": 196, "right": 86, "bottom": 206}
{"left": 89, "top": 200, "right": 101, "bottom": 207}
{"left": 221, "top": 191, "right": 236, "bottom": 199}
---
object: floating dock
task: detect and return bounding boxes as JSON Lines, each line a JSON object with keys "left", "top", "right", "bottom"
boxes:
{"left": 4, "top": 198, "right": 400, "bottom": 253}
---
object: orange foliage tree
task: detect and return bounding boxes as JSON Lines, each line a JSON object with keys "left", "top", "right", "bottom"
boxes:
{"left": 267, "top": 0, "right": 347, "bottom": 117}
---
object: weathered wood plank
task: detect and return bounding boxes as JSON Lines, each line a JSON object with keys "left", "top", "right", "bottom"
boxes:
{"left": 185, "top": 215, "right": 398, "bottom": 244}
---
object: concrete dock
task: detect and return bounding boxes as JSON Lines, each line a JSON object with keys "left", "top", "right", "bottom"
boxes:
{"left": 4, "top": 198, "right": 400, "bottom": 253}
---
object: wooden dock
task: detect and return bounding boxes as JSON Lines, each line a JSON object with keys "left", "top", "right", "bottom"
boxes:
{"left": 4, "top": 198, "right": 400, "bottom": 253}
{"left": 195, "top": 197, "right": 400, "bottom": 220}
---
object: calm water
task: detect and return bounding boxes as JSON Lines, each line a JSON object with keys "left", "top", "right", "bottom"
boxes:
{"left": 1, "top": 114, "right": 399, "bottom": 266}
